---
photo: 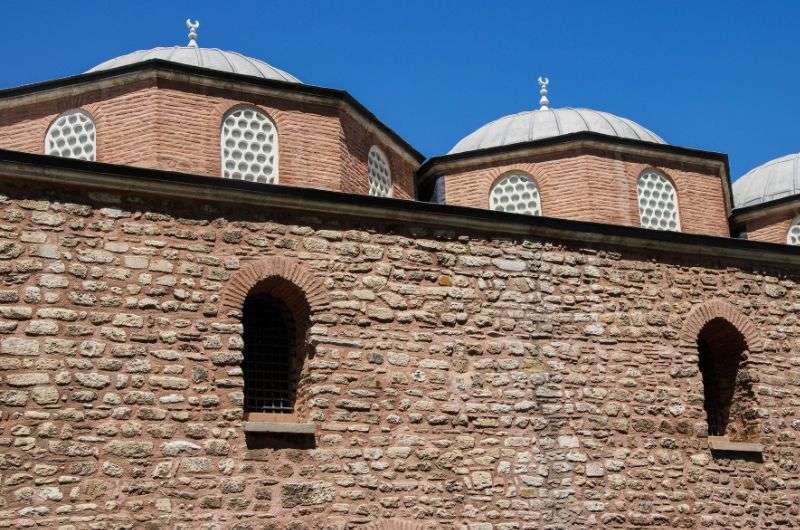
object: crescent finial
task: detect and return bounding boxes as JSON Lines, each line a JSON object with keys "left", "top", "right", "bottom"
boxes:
{"left": 538, "top": 76, "right": 550, "bottom": 110}
{"left": 186, "top": 19, "right": 200, "bottom": 47}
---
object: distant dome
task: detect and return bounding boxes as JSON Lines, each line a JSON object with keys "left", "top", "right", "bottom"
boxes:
{"left": 449, "top": 107, "right": 665, "bottom": 154}
{"left": 733, "top": 153, "right": 800, "bottom": 208}
{"left": 87, "top": 47, "right": 301, "bottom": 84}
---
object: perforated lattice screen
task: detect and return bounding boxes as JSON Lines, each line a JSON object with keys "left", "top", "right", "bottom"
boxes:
{"left": 45, "top": 111, "right": 96, "bottom": 161}
{"left": 490, "top": 173, "right": 541, "bottom": 215}
{"left": 242, "top": 294, "right": 295, "bottom": 413}
{"left": 221, "top": 108, "right": 278, "bottom": 183}
{"left": 367, "top": 146, "right": 392, "bottom": 197}
{"left": 789, "top": 220, "right": 800, "bottom": 246}
{"left": 637, "top": 170, "right": 680, "bottom": 231}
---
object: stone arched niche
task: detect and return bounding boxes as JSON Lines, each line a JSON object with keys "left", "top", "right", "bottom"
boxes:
{"left": 679, "top": 299, "right": 762, "bottom": 442}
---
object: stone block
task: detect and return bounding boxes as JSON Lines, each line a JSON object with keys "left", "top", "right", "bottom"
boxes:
{"left": 281, "top": 482, "right": 335, "bottom": 508}
{"left": 1, "top": 338, "right": 39, "bottom": 356}
{"left": 106, "top": 441, "right": 154, "bottom": 458}
{"left": 6, "top": 373, "right": 49, "bottom": 387}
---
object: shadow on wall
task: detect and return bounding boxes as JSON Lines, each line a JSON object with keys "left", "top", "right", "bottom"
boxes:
{"left": 245, "top": 432, "right": 316, "bottom": 452}
{"left": 708, "top": 448, "right": 764, "bottom": 463}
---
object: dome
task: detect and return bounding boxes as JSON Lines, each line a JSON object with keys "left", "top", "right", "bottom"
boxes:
{"left": 733, "top": 153, "right": 800, "bottom": 208}
{"left": 87, "top": 46, "right": 301, "bottom": 84}
{"left": 449, "top": 107, "right": 665, "bottom": 154}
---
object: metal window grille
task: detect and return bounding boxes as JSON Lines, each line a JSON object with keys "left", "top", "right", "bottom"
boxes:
{"left": 242, "top": 294, "right": 296, "bottom": 413}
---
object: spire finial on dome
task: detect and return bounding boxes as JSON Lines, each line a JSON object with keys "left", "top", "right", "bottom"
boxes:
{"left": 538, "top": 76, "right": 550, "bottom": 110}
{"left": 186, "top": 19, "right": 200, "bottom": 47}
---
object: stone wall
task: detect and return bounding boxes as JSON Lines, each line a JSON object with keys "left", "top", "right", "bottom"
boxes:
{"left": 0, "top": 176, "right": 798, "bottom": 529}
{"left": 440, "top": 150, "right": 731, "bottom": 237}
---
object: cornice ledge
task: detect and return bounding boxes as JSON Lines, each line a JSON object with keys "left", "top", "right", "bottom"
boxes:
{"left": 420, "top": 135, "right": 727, "bottom": 178}
{"left": 0, "top": 155, "right": 797, "bottom": 269}
{"left": 731, "top": 196, "right": 800, "bottom": 224}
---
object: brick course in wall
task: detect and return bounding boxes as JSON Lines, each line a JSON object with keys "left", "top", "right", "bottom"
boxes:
{"left": 0, "top": 173, "right": 798, "bottom": 529}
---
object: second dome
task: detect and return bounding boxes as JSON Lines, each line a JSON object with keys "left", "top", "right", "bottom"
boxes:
{"left": 449, "top": 107, "right": 665, "bottom": 154}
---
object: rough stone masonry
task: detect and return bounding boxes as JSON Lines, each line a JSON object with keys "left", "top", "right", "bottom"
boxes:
{"left": 0, "top": 176, "right": 798, "bottom": 530}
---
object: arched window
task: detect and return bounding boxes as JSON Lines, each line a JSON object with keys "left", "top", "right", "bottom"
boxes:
{"left": 637, "top": 170, "right": 680, "bottom": 231}
{"left": 489, "top": 173, "right": 541, "bottom": 215}
{"left": 697, "top": 318, "right": 756, "bottom": 439}
{"left": 788, "top": 218, "right": 800, "bottom": 246}
{"left": 242, "top": 289, "right": 299, "bottom": 414}
{"left": 221, "top": 107, "right": 278, "bottom": 184}
{"left": 45, "top": 110, "right": 95, "bottom": 161}
{"left": 367, "top": 146, "right": 392, "bottom": 197}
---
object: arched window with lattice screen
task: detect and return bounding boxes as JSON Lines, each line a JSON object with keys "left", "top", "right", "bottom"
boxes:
{"left": 787, "top": 217, "right": 800, "bottom": 246}
{"left": 221, "top": 107, "right": 278, "bottom": 184}
{"left": 367, "top": 145, "right": 392, "bottom": 197}
{"left": 489, "top": 172, "right": 541, "bottom": 215}
{"left": 45, "top": 110, "right": 96, "bottom": 161}
{"left": 637, "top": 169, "right": 680, "bottom": 231}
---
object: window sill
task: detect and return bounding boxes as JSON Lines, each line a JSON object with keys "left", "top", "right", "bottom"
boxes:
{"left": 708, "top": 436, "right": 763, "bottom": 454}
{"left": 243, "top": 421, "right": 316, "bottom": 434}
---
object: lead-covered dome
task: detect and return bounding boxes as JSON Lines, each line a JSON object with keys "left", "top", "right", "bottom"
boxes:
{"left": 449, "top": 107, "right": 665, "bottom": 154}
{"left": 87, "top": 46, "right": 301, "bottom": 84}
{"left": 733, "top": 153, "right": 800, "bottom": 208}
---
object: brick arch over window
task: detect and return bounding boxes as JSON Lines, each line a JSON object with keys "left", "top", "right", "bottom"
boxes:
{"left": 679, "top": 298, "right": 762, "bottom": 352}
{"left": 222, "top": 256, "right": 329, "bottom": 319}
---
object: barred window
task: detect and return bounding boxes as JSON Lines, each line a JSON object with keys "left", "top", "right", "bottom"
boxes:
{"left": 637, "top": 170, "right": 680, "bottom": 231}
{"left": 788, "top": 218, "right": 800, "bottom": 246}
{"left": 367, "top": 146, "right": 392, "bottom": 197}
{"left": 490, "top": 173, "right": 541, "bottom": 215}
{"left": 221, "top": 107, "right": 278, "bottom": 184}
{"left": 45, "top": 110, "right": 96, "bottom": 161}
{"left": 242, "top": 293, "right": 296, "bottom": 414}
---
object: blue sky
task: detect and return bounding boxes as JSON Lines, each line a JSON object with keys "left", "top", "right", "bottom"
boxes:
{"left": 1, "top": 1, "right": 797, "bottom": 179}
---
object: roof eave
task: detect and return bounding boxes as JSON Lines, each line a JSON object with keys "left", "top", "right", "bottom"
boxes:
{"left": 420, "top": 132, "right": 729, "bottom": 175}
{"left": 731, "top": 194, "right": 800, "bottom": 225}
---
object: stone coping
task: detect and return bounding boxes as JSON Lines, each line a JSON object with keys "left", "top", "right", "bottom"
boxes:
{"left": 1, "top": 148, "right": 799, "bottom": 268}
{"left": 708, "top": 436, "right": 764, "bottom": 454}
{"left": 243, "top": 421, "right": 316, "bottom": 434}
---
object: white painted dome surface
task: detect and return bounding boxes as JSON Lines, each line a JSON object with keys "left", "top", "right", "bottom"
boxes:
{"left": 733, "top": 153, "right": 800, "bottom": 208}
{"left": 87, "top": 47, "right": 301, "bottom": 83}
{"left": 449, "top": 107, "right": 665, "bottom": 154}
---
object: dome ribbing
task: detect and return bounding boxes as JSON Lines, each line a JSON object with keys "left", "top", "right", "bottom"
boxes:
{"left": 449, "top": 107, "right": 665, "bottom": 154}
{"left": 87, "top": 47, "right": 301, "bottom": 84}
{"left": 733, "top": 153, "right": 800, "bottom": 208}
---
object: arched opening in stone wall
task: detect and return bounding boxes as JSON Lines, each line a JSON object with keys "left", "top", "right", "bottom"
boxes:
{"left": 696, "top": 318, "right": 756, "bottom": 440}
{"left": 241, "top": 277, "right": 310, "bottom": 418}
